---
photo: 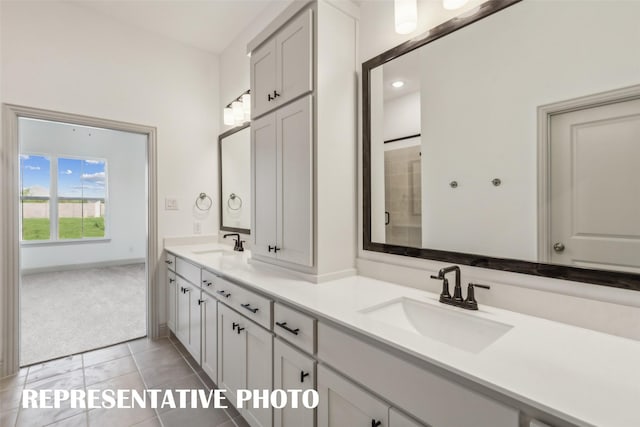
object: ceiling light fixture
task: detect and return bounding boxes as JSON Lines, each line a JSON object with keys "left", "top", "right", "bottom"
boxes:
{"left": 394, "top": 0, "right": 417, "bottom": 34}
{"left": 443, "top": 0, "right": 469, "bottom": 11}
{"left": 391, "top": 80, "right": 405, "bottom": 88}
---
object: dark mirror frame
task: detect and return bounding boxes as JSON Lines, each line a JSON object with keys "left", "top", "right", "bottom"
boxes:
{"left": 362, "top": 0, "right": 640, "bottom": 292}
{"left": 219, "top": 123, "right": 251, "bottom": 235}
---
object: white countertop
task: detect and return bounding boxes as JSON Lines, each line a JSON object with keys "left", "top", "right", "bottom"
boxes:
{"left": 165, "top": 243, "right": 640, "bottom": 427}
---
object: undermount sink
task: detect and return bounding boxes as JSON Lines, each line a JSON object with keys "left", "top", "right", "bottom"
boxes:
{"left": 360, "top": 297, "right": 513, "bottom": 353}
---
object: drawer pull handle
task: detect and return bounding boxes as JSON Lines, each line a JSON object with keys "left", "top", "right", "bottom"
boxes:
{"left": 202, "top": 279, "right": 212, "bottom": 286}
{"left": 276, "top": 322, "right": 300, "bottom": 336}
{"left": 371, "top": 420, "right": 382, "bottom": 427}
{"left": 300, "top": 371, "right": 309, "bottom": 383}
{"left": 232, "top": 322, "right": 239, "bottom": 331}
{"left": 237, "top": 326, "right": 245, "bottom": 334}
{"left": 169, "top": 278, "right": 175, "bottom": 283}
{"left": 165, "top": 260, "right": 173, "bottom": 265}
{"left": 268, "top": 245, "right": 280, "bottom": 253}
{"left": 241, "top": 303, "right": 259, "bottom": 314}
{"left": 198, "top": 299, "right": 206, "bottom": 305}
{"left": 183, "top": 288, "right": 191, "bottom": 293}
{"left": 217, "top": 290, "right": 231, "bottom": 298}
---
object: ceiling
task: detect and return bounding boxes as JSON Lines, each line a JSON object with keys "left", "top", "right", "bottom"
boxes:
{"left": 69, "top": 0, "right": 289, "bottom": 54}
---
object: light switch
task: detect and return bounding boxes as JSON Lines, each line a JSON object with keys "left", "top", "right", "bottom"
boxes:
{"left": 165, "top": 198, "right": 178, "bottom": 210}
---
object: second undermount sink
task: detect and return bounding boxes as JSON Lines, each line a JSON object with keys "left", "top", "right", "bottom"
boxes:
{"left": 360, "top": 297, "right": 513, "bottom": 353}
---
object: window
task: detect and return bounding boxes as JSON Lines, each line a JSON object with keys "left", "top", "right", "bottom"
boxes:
{"left": 21, "top": 154, "right": 108, "bottom": 242}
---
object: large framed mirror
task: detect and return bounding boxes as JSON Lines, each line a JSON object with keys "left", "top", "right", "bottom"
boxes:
{"left": 219, "top": 124, "right": 250, "bottom": 234}
{"left": 363, "top": 0, "right": 640, "bottom": 290}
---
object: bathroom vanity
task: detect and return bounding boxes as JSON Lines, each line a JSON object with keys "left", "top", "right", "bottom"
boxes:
{"left": 164, "top": 243, "right": 640, "bottom": 427}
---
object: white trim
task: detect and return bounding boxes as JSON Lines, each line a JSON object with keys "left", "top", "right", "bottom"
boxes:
{"left": 536, "top": 84, "right": 640, "bottom": 263}
{"left": 1, "top": 104, "right": 158, "bottom": 377}
{"left": 247, "top": 0, "right": 313, "bottom": 54}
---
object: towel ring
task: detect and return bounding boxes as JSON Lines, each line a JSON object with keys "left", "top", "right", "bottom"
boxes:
{"left": 195, "top": 192, "right": 213, "bottom": 211}
{"left": 227, "top": 193, "right": 242, "bottom": 211}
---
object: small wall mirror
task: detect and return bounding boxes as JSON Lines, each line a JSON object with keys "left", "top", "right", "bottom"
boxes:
{"left": 219, "top": 124, "right": 250, "bottom": 234}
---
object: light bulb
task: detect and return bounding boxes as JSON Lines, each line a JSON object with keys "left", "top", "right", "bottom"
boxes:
{"left": 242, "top": 93, "right": 251, "bottom": 121}
{"left": 391, "top": 80, "right": 405, "bottom": 88}
{"left": 223, "top": 107, "right": 234, "bottom": 125}
{"left": 395, "top": 0, "right": 417, "bottom": 34}
{"left": 443, "top": 0, "right": 468, "bottom": 10}
{"left": 232, "top": 101, "right": 244, "bottom": 124}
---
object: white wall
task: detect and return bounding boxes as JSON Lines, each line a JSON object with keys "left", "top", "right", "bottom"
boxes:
{"left": 19, "top": 119, "right": 146, "bottom": 271}
{"left": 357, "top": 0, "right": 640, "bottom": 339}
{"left": 383, "top": 91, "right": 420, "bottom": 142}
{"left": 1, "top": 0, "right": 220, "bottom": 330}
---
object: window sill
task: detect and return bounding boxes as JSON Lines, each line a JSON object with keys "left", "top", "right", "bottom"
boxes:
{"left": 20, "top": 238, "right": 112, "bottom": 247}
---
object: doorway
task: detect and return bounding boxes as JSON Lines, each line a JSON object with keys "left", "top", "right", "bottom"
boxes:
{"left": 1, "top": 105, "right": 158, "bottom": 377}
{"left": 538, "top": 85, "right": 640, "bottom": 272}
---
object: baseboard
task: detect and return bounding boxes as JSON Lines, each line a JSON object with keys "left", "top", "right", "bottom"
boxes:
{"left": 21, "top": 258, "right": 145, "bottom": 276}
{"left": 158, "top": 323, "right": 169, "bottom": 338}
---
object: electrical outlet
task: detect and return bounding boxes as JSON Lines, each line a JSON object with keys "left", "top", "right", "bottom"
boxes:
{"left": 165, "top": 198, "right": 178, "bottom": 210}
{"left": 194, "top": 221, "right": 202, "bottom": 234}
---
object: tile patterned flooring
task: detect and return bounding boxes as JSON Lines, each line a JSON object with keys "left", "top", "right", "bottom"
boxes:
{"left": 0, "top": 336, "right": 250, "bottom": 427}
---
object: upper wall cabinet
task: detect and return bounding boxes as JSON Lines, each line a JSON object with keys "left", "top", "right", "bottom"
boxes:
{"left": 248, "top": 1, "right": 358, "bottom": 280}
{"left": 251, "top": 9, "right": 313, "bottom": 119}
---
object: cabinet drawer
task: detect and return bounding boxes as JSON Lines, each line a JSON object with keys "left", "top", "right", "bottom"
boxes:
{"left": 317, "top": 322, "right": 519, "bottom": 427}
{"left": 216, "top": 278, "right": 273, "bottom": 330}
{"left": 274, "top": 302, "right": 315, "bottom": 354}
{"left": 176, "top": 257, "right": 200, "bottom": 286}
{"left": 165, "top": 253, "right": 176, "bottom": 271}
{"left": 201, "top": 269, "right": 218, "bottom": 294}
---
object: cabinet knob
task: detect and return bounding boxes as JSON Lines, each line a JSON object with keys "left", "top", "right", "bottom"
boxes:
{"left": 169, "top": 278, "right": 175, "bottom": 283}
{"left": 198, "top": 299, "right": 206, "bottom": 305}
{"left": 371, "top": 420, "right": 382, "bottom": 427}
{"left": 300, "top": 371, "right": 310, "bottom": 383}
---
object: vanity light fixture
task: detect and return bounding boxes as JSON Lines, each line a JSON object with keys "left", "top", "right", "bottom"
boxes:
{"left": 443, "top": 0, "right": 469, "bottom": 10}
{"left": 391, "top": 80, "right": 405, "bottom": 88}
{"left": 394, "top": 0, "right": 417, "bottom": 34}
{"left": 223, "top": 89, "right": 251, "bottom": 126}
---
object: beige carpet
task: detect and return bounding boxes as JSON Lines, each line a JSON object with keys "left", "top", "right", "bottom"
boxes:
{"left": 20, "top": 264, "right": 146, "bottom": 366}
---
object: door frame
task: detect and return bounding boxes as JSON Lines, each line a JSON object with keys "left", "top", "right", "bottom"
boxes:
{"left": 537, "top": 84, "right": 640, "bottom": 263}
{"left": 1, "top": 104, "right": 159, "bottom": 377}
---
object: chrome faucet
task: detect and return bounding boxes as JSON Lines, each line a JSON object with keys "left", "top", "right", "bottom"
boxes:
{"left": 430, "top": 265, "right": 490, "bottom": 310}
{"left": 223, "top": 233, "right": 245, "bottom": 252}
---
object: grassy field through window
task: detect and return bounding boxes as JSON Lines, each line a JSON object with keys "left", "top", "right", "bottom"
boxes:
{"left": 22, "top": 217, "right": 105, "bottom": 240}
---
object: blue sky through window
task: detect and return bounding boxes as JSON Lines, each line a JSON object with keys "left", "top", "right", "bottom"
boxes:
{"left": 58, "top": 158, "right": 106, "bottom": 199}
{"left": 20, "top": 155, "right": 50, "bottom": 196}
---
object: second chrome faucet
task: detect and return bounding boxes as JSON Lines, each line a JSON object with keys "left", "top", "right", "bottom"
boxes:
{"left": 430, "top": 265, "right": 490, "bottom": 310}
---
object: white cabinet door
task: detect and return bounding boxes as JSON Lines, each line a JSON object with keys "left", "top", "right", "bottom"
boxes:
{"left": 217, "top": 304, "right": 246, "bottom": 408}
{"left": 276, "top": 9, "right": 313, "bottom": 107}
{"left": 276, "top": 95, "right": 313, "bottom": 266}
{"left": 274, "top": 339, "right": 315, "bottom": 427}
{"left": 252, "top": 112, "right": 278, "bottom": 259}
{"left": 390, "top": 408, "right": 427, "bottom": 427}
{"left": 251, "top": 38, "right": 277, "bottom": 119}
{"left": 167, "top": 271, "right": 176, "bottom": 333}
{"left": 318, "top": 365, "right": 388, "bottom": 427}
{"left": 187, "top": 284, "right": 202, "bottom": 363}
{"left": 244, "top": 318, "right": 274, "bottom": 427}
{"left": 218, "top": 303, "right": 274, "bottom": 427}
{"left": 176, "top": 277, "right": 190, "bottom": 346}
{"left": 201, "top": 295, "right": 217, "bottom": 384}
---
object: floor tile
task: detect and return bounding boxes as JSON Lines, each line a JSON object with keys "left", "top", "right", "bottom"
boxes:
{"left": 16, "top": 400, "right": 85, "bottom": 427}
{"left": 25, "top": 370, "right": 85, "bottom": 392}
{"left": 82, "top": 343, "right": 131, "bottom": 367}
{"left": 45, "top": 411, "right": 88, "bottom": 427}
{"left": 0, "top": 408, "right": 18, "bottom": 427}
{"left": 0, "top": 385, "right": 25, "bottom": 412}
{"left": 131, "top": 417, "right": 162, "bottom": 427}
{"left": 88, "top": 406, "right": 156, "bottom": 427}
{"left": 160, "top": 406, "right": 230, "bottom": 427}
{"left": 127, "top": 338, "right": 171, "bottom": 354}
{"left": 84, "top": 356, "right": 137, "bottom": 386}
{"left": 86, "top": 371, "right": 146, "bottom": 393}
{"left": 154, "top": 373, "right": 207, "bottom": 414}
{"left": 131, "top": 345, "right": 182, "bottom": 370}
{"left": 26, "top": 355, "right": 83, "bottom": 384}
{"left": 0, "top": 368, "right": 28, "bottom": 391}
{"left": 139, "top": 360, "right": 193, "bottom": 388}
{"left": 230, "top": 414, "right": 250, "bottom": 427}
